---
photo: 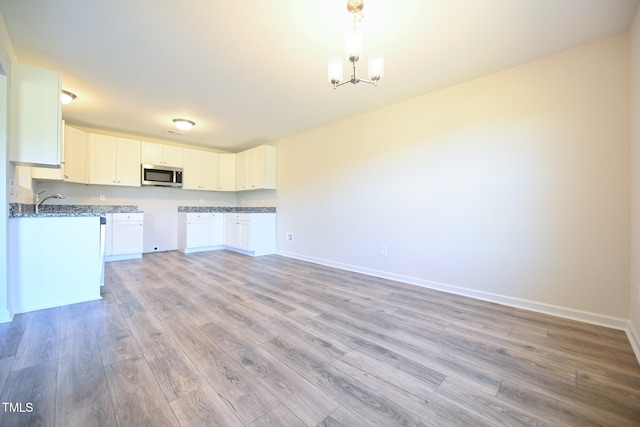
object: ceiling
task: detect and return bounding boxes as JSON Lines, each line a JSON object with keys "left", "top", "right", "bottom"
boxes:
{"left": 0, "top": 0, "right": 638, "bottom": 152}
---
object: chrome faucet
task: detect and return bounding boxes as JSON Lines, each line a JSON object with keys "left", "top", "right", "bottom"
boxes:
{"left": 35, "top": 191, "right": 65, "bottom": 213}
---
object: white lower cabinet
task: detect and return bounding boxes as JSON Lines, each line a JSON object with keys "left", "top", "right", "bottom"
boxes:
{"left": 177, "top": 212, "right": 224, "bottom": 253}
{"left": 224, "top": 213, "right": 276, "bottom": 256}
{"left": 178, "top": 212, "right": 275, "bottom": 256}
{"left": 105, "top": 212, "right": 144, "bottom": 262}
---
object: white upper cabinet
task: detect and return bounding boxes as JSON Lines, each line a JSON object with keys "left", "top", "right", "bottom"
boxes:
{"left": 61, "top": 125, "right": 89, "bottom": 183}
{"left": 182, "top": 148, "right": 218, "bottom": 191}
{"left": 9, "top": 61, "right": 62, "bottom": 167}
{"left": 217, "top": 153, "right": 236, "bottom": 191}
{"left": 235, "top": 145, "right": 276, "bottom": 191}
{"left": 141, "top": 141, "right": 183, "bottom": 168}
{"left": 32, "top": 124, "right": 89, "bottom": 183}
{"left": 89, "top": 134, "right": 141, "bottom": 186}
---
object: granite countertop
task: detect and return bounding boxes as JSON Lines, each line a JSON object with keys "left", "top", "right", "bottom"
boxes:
{"left": 178, "top": 206, "right": 276, "bottom": 214}
{"left": 9, "top": 203, "right": 141, "bottom": 218}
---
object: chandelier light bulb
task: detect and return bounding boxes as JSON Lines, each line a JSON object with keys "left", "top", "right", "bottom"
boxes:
{"left": 345, "top": 30, "right": 363, "bottom": 62}
{"left": 368, "top": 52, "right": 384, "bottom": 81}
{"left": 328, "top": 58, "right": 344, "bottom": 85}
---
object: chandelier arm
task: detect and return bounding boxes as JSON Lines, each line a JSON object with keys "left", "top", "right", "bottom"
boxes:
{"left": 333, "top": 80, "right": 352, "bottom": 89}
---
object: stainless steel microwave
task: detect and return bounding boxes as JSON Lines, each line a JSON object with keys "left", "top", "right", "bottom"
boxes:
{"left": 141, "top": 164, "right": 183, "bottom": 187}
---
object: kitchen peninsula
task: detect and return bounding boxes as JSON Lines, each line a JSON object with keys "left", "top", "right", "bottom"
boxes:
{"left": 8, "top": 204, "right": 142, "bottom": 315}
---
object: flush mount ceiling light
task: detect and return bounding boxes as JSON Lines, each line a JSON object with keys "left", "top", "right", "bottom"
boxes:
{"left": 328, "top": 0, "right": 384, "bottom": 89}
{"left": 173, "top": 118, "right": 195, "bottom": 132}
{"left": 60, "top": 90, "right": 77, "bottom": 104}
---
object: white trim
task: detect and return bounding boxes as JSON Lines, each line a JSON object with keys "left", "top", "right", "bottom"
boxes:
{"left": 10, "top": 295, "right": 102, "bottom": 317}
{"left": 627, "top": 322, "right": 640, "bottom": 366}
{"left": 181, "top": 245, "right": 225, "bottom": 254}
{"left": 0, "top": 309, "right": 12, "bottom": 323}
{"left": 105, "top": 253, "right": 142, "bottom": 262}
{"left": 277, "top": 249, "right": 633, "bottom": 333}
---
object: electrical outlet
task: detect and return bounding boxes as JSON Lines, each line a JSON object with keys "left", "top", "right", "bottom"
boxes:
{"left": 99, "top": 194, "right": 105, "bottom": 201}
{"left": 381, "top": 246, "right": 388, "bottom": 256}
{"left": 286, "top": 233, "right": 293, "bottom": 242}
{"left": 9, "top": 179, "right": 17, "bottom": 196}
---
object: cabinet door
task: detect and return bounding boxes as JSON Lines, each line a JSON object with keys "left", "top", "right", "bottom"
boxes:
{"left": 218, "top": 153, "right": 236, "bottom": 191}
{"left": 140, "top": 141, "right": 164, "bottom": 165}
{"left": 225, "top": 218, "right": 250, "bottom": 249}
{"left": 201, "top": 152, "right": 218, "bottom": 190}
{"left": 186, "top": 218, "right": 211, "bottom": 248}
{"left": 116, "top": 137, "right": 141, "bottom": 186}
{"left": 63, "top": 126, "right": 89, "bottom": 183}
{"left": 235, "top": 151, "right": 248, "bottom": 191}
{"left": 182, "top": 148, "right": 202, "bottom": 190}
{"left": 9, "top": 61, "right": 62, "bottom": 167}
{"left": 89, "top": 134, "right": 117, "bottom": 185}
{"left": 246, "top": 147, "right": 261, "bottom": 190}
{"left": 162, "top": 145, "right": 183, "bottom": 168}
{"left": 141, "top": 141, "right": 182, "bottom": 167}
{"left": 112, "top": 220, "right": 143, "bottom": 255}
{"left": 238, "top": 220, "right": 251, "bottom": 250}
{"left": 224, "top": 219, "right": 240, "bottom": 248}
{"left": 210, "top": 213, "right": 224, "bottom": 246}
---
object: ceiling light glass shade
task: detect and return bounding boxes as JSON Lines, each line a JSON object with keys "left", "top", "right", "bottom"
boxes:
{"left": 60, "top": 90, "right": 76, "bottom": 104}
{"left": 345, "top": 30, "right": 363, "bottom": 62}
{"left": 173, "top": 118, "right": 195, "bottom": 131}
{"left": 368, "top": 52, "right": 384, "bottom": 81}
{"left": 328, "top": 58, "right": 344, "bottom": 84}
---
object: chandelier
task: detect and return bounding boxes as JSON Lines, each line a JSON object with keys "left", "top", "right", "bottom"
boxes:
{"left": 328, "top": 0, "right": 384, "bottom": 89}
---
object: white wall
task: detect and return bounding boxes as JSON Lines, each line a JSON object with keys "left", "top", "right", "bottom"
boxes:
{"left": 630, "top": 8, "right": 640, "bottom": 348}
{"left": 276, "top": 34, "right": 631, "bottom": 323}
{"left": 34, "top": 181, "right": 236, "bottom": 253}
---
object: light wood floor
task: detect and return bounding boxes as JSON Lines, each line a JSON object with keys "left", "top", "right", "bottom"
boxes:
{"left": 1, "top": 250, "right": 639, "bottom": 426}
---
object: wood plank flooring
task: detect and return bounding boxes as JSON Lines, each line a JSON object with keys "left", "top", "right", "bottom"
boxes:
{"left": 1, "top": 250, "right": 639, "bottom": 426}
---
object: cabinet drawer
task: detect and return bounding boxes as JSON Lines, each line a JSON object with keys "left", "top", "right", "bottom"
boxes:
{"left": 225, "top": 213, "right": 251, "bottom": 221}
{"left": 186, "top": 212, "right": 211, "bottom": 220}
{"left": 113, "top": 212, "right": 144, "bottom": 222}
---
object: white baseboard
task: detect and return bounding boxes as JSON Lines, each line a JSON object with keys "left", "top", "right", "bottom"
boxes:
{"left": 627, "top": 323, "right": 640, "bottom": 366}
{"left": 10, "top": 295, "right": 102, "bottom": 317}
{"left": 0, "top": 309, "right": 12, "bottom": 323}
{"left": 106, "top": 253, "right": 142, "bottom": 262}
{"left": 277, "top": 250, "right": 639, "bottom": 363}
